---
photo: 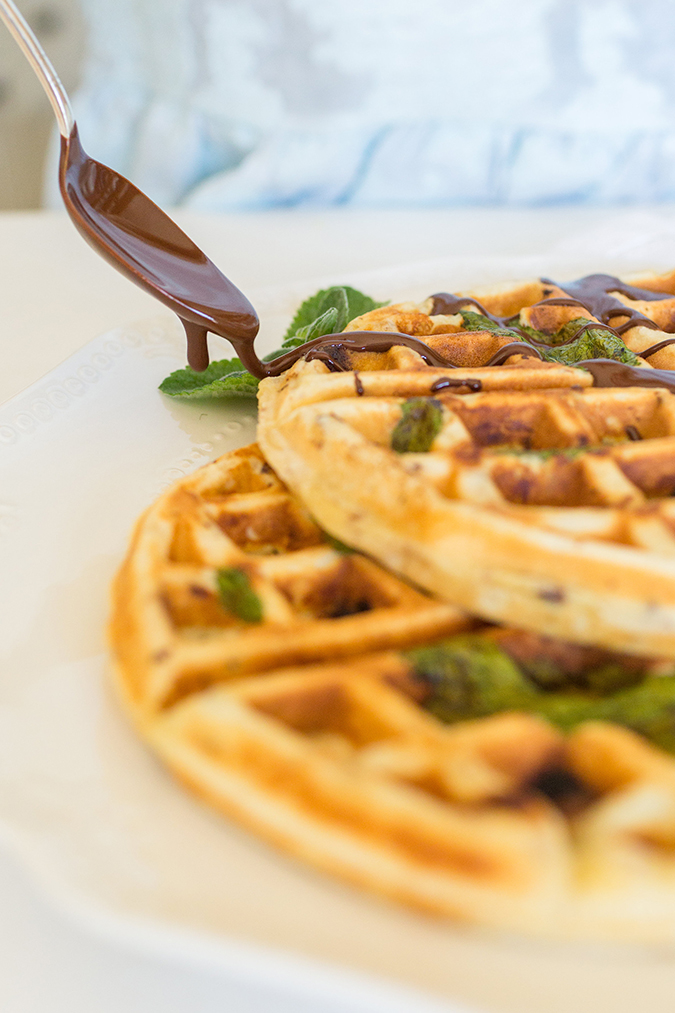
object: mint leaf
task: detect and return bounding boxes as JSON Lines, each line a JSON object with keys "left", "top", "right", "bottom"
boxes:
{"left": 159, "top": 358, "right": 259, "bottom": 399}
{"left": 515, "top": 321, "right": 548, "bottom": 343}
{"left": 391, "top": 397, "right": 443, "bottom": 453}
{"left": 283, "top": 307, "right": 340, "bottom": 348}
{"left": 216, "top": 567, "right": 263, "bottom": 622}
{"left": 282, "top": 286, "right": 385, "bottom": 343}
{"left": 343, "top": 286, "right": 388, "bottom": 323}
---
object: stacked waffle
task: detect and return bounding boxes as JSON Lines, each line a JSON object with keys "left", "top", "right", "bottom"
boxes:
{"left": 111, "top": 269, "right": 675, "bottom": 942}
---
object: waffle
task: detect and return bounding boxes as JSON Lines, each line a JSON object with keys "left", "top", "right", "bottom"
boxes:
{"left": 110, "top": 443, "right": 675, "bottom": 943}
{"left": 257, "top": 269, "right": 675, "bottom": 659}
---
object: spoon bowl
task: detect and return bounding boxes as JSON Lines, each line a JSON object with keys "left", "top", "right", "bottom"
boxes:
{"left": 58, "top": 126, "right": 260, "bottom": 370}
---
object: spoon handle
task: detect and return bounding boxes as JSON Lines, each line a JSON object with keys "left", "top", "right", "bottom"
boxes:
{"left": 0, "top": 0, "right": 74, "bottom": 137}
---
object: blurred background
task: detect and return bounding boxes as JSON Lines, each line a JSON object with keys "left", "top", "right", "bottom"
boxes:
{"left": 0, "top": 0, "right": 83, "bottom": 208}
{"left": 2, "top": 0, "right": 675, "bottom": 212}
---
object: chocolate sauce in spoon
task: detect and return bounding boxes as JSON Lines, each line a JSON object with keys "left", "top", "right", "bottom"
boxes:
{"left": 59, "top": 126, "right": 259, "bottom": 372}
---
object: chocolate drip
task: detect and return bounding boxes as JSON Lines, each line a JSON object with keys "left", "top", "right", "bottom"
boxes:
{"left": 625, "top": 425, "right": 642, "bottom": 441}
{"left": 354, "top": 372, "right": 364, "bottom": 396}
{"left": 430, "top": 377, "right": 483, "bottom": 392}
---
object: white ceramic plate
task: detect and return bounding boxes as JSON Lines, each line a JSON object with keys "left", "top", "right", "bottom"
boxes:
{"left": 3, "top": 257, "right": 675, "bottom": 1013}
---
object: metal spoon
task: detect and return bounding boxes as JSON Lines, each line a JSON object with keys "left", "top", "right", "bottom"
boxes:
{"left": 0, "top": 0, "right": 259, "bottom": 371}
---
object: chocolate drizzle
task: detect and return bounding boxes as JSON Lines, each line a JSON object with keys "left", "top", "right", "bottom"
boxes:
{"left": 430, "top": 377, "right": 483, "bottom": 392}
{"left": 539, "top": 274, "right": 667, "bottom": 335}
{"left": 258, "top": 332, "right": 455, "bottom": 377}
{"left": 576, "top": 359, "right": 675, "bottom": 393}
{"left": 429, "top": 292, "right": 507, "bottom": 323}
{"left": 483, "top": 343, "right": 542, "bottom": 365}
{"left": 432, "top": 274, "right": 672, "bottom": 341}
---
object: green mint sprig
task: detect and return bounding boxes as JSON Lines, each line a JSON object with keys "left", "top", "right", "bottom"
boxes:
{"left": 282, "top": 286, "right": 385, "bottom": 344}
{"left": 159, "top": 357, "right": 260, "bottom": 398}
{"left": 391, "top": 397, "right": 443, "bottom": 453}
{"left": 216, "top": 567, "right": 263, "bottom": 623}
{"left": 159, "top": 285, "right": 385, "bottom": 399}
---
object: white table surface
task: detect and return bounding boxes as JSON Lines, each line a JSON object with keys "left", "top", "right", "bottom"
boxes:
{"left": 3, "top": 204, "right": 675, "bottom": 1013}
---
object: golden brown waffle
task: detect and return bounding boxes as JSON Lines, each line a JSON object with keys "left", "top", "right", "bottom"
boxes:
{"left": 257, "top": 266, "right": 675, "bottom": 658}
{"left": 110, "top": 444, "right": 675, "bottom": 943}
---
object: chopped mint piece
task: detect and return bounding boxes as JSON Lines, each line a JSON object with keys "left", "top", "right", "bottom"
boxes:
{"left": 514, "top": 321, "right": 548, "bottom": 343}
{"left": 407, "top": 635, "right": 675, "bottom": 753}
{"left": 549, "top": 318, "right": 602, "bottom": 347}
{"left": 282, "top": 286, "right": 385, "bottom": 344}
{"left": 406, "top": 636, "right": 536, "bottom": 723}
{"left": 535, "top": 677, "right": 675, "bottom": 753}
{"left": 531, "top": 318, "right": 641, "bottom": 366}
{"left": 459, "top": 310, "right": 518, "bottom": 338}
{"left": 216, "top": 567, "right": 263, "bottom": 623}
{"left": 391, "top": 398, "right": 443, "bottom": 453}
{"left": 159, "top": 358, "right": 259, "bottom": 398}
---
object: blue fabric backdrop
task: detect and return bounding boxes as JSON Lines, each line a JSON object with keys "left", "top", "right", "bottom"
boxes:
{"left": 54, "top": 0, "right": 675, "bottom": 209}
